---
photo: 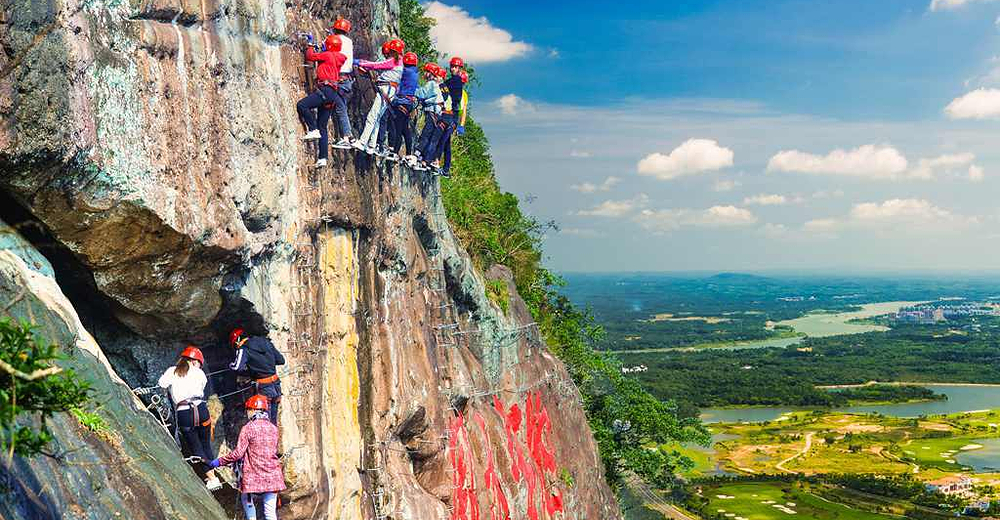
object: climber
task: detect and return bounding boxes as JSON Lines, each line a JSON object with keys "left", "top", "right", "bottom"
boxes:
{"left": 229, "top": 328, "right": 286, "bottom": 425}
{"left": 409, "top": 63, "right": 445, "bottom": 169}
{"left": 418, "top": 56, "right": 466, "bottom": 176}
{"left": 436, "top": 69, "right": 469, "bottom": 176}
{"left": 385, "top": 51, "right": 420, "bottom": 162}
{"left": 352, "top": 38, "right": 405, "bottom": 155}
{"left": 329, "top": 17, "right": 356, "bottom": 149}
{"left": 158, "top": 346, "right": 221, "bottom": 491}
{"left": 208, "top": 394, "right": 285, "bottom": 520}
{"left": 296, "top": 34, "right": 348, "bottom": 168}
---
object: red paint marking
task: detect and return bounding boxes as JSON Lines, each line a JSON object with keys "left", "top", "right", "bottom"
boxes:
{"left": 475, "top": 413, "right": 511, "bottom": 520}
{"left": 493, "top": 391, "right": 564, "bottom": 519}
{"left": 449, "top": 412, "right": 480, "bottom": 520}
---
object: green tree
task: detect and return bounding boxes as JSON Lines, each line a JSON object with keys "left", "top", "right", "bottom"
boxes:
{"left": 399, "top": 0, "right": 440, "bottom": 64}
{"left": 1, "top": 318, "right": 90, "bottom": 459}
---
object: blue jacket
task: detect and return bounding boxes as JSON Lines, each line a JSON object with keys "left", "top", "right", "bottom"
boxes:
{"left": 397, "top": 65, "right": 418, "bottom": 97}
{"left": 441, "top": 75, "right": 464, "bottom": 113}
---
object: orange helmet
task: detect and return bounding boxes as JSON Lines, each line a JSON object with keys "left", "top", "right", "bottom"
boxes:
{"left": 403, "top": 52, "right": 418, "bottom": 66}
{"left": 245, "top": 394, "right": 270, "bottom": 411}
{"left": 332, "top": 18, "right": 351, "bottom": 33}
{"left": 229, "top": 328, "right": 245, "bottom": 348}
{"left": 180, "top": 346, "right": 204, "bottom": 365}
{"left": 325, "top": 34, "right": 342, "bottom": 53}
{"left": 449, "top": 56, "right": 464, "bottom": 69}
{"left": 387, "top": 39, "right": 405, "bottom": 54}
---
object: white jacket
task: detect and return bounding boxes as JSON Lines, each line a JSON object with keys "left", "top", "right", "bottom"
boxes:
{"left": 339, "top": 35, "right": 354, "bottom": 74}
{"left": 158, "top": 365, "right": 207, "bottom": 407}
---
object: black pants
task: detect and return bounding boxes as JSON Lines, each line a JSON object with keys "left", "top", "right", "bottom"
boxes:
{"left": 177, "top": 402, "right": 214, "bottom": 464}
{"left": 389, "top": 100, "right": 414, "bottom": 154}
{"left": 257, "top": 380, "right": 282, "bottom": 425}
{"left": 296, "top": 85, "right": 337, "bottom": 160}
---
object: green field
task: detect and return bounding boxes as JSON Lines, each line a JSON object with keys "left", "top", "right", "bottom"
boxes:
{"left": 704, "top": 482, "right": 898, "bottom": 520}
{"left": 902, "top": 436, "right": 979, "bottom": 471}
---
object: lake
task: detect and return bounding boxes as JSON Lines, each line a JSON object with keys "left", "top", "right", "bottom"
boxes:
{"left": 956, "top": 438, "right": 1000, "bottom": 473}
{"left": 701, "top": 384, "right": 1000, "bottom": 424}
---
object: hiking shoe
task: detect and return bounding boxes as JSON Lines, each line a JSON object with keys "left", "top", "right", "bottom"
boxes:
{"left": 206, "top": 478, "right": 223, "bottom": 491}
{"left": 332, "top": 137, "right": 354, "bottom": 149}
{"left": 302, "top": 130, "right": 321, "bottom": 140}
{"left": 315, "top": 158, "right": 327, "bottom": 168}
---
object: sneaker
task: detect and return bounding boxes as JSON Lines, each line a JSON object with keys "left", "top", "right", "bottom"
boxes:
{"left": 315, "top": 158, "right": 327, "bottom": 167}
{"left": 302, "top": 130, "right": 321, "bottom": 140}
{"left": 413, "top": 161, "right": 429, "bottom": 172}
{"left": 403, "top": 155, "right": 418, "bottom": 167}
{"left": 332, "top": 137, "right": 354, "bottom": 149}
{"left": 440, "top": 169, "right": 451, "bottom": 178}
{"left": 385, "top": 152, "right": 400, "bottom": 162}
{"left": 206, "top": 477, "right": 223, "bottom": 491}
{"left": 365, "top": 145, "right": 379, "bottom": 156}
{"left": 352, "top": 139, "right": 367, "bottom": 152}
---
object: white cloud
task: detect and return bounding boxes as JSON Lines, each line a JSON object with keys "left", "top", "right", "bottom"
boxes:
{"left": 767, "top": 145, "right": 908, "bottom": 179}
{"left": 569, "top": 150, "right": 593, "bottom": 158}
{"left": 571, "top": 176, "right": 620, "bottom": 193}
{"left": 945, "top": 88, "right": 1000, "bottom": 120}
{"left": 548, "top": 48, "right": 561, "bottom": 58}
{"left": 425, "top": 2, "right": 533, "bottom": 63}
{"left": 561, "top": 227, "right": 604, "bottom": 237}
{"left": 744, "top": 194, "right": 789, "bottom": 206}
{"left": 637, "top": 139, "right": 734, "bottom": 180}
{"left": 804, "top": 218, "right": 840, "bottom": 232}
{"left": 494, "top": 94, "right": 534, "bottom": 116}
{"left": 970, "top": 165, "right": 985, "bottom": 181}
{"left": 929, "top": 0, "right": 998, "bottom": 11}
{"left": 805, "top": 199, "right": 978, "bottom": 232}
{"left": 812, "top": 190, "right": 845, "bottom": 199}
{"left": 712, "top": 179, "right": 741, "bottom": 192}
{"left": 634, "top": 205, "right": 757, "bottom": 232}
{"left": 574, "top": 194, "right": 648, "bottom": 217}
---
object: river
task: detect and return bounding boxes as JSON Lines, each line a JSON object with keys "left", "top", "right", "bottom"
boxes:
{"left": 701, "top": 384, "right": 1000, "bottom": 424}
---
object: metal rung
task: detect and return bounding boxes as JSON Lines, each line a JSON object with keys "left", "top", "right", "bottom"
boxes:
{"left": 434, "top": 323, "right": 459, "bottom": 330}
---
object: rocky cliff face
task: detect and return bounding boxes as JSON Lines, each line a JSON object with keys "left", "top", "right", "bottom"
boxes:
{"left": 0, "top": 0, "right": 622, "bottom": 519}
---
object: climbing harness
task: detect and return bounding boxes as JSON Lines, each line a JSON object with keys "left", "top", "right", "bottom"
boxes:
{"left": 132, "top": 386, "right": 180, "bottom": 445}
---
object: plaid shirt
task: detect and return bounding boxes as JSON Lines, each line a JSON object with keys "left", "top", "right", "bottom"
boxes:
{"left": 218, "top": 417, "right": 286, "bottom": 493}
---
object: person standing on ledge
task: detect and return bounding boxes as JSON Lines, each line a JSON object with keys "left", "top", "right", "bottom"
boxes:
{"left": 158, "top": 345, "right": 221, "bottom": 490}
{"left": 229, "top": 328, "right": 285, "bottom": 425}
{"left": 208, "top": 394, "right": 285, "bottom": 520}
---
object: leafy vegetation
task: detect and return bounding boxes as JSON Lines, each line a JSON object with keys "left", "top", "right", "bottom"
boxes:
{"left": 401, "top": 1, "right": 709, "bottom": 489}
{"left": 1, "top": 318, "right": 90, "bottom": 458}
{"left": 834, "top": 385, "right": 946, "bottom": 405}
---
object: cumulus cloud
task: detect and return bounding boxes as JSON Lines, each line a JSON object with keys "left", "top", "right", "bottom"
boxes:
{"left": 929, "top": 0, "right": 998, "bottom": 11}
{"left": 634, "top": 205, "right": 757, "bottom": 232}
{"left": 768, "top": 145, "right": 983, "bottom": 181}
{"left": 570, "top": 177, "right": 620, "bottom": 193}
{"left": 494, "top": 94, "right": 534, "bottom": 116}
{"left": 574, "top": 194, "right": 648, "bottom": 217}
{"left": 804, "top": 199, "right": 978, "bottom": 233}
{"left": 767, "top": 145, "right": 908, "bottom": 179}
{"left": 637, "top": 139, "right": 735, "bottom": 180}
{"left": 712, "top": 179, "right": 741, "bottom": 192}
{"left": 744, "top": 194, "right": 789, "bottom": 206}
{"left": 945, "top": 88, "right": 1000, "bottom": 120}
{"left": 425, "top": 2, "right": 533, "bottom": 63}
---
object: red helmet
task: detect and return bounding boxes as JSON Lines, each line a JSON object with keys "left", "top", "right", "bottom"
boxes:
{"left": 459, "top": 71, "right": 469, "bottom": 84}
{"left": 245, "top": 394, "right": 269, "bottom": 411}
{"left": 422, "top": 63, "right": 438, "bottom": 75}
{"left": 381, "top": 41, "right": 391, "bottom": 56}
{"left": 403, "top": 52, "right": 418, "bottom": 66}
{"left": 435, "top": 65, "right": 447, "bottom": 79}
{"left": 229, "top": 328, "right": 245, "bottom": 348}
{"left": 388, "top": 39, "right": 405, "bottom": 54}
{"left": 180, "top": 346, "right": 204, "bottom": 365}
{"left": 332, "top": 18, "right": 351, "bottom": 33}
{"left": 325, "top": 34, "right": 342, "bottom": 53}
{"left": 449, "top": 56, "right": 464, "bottom": 69}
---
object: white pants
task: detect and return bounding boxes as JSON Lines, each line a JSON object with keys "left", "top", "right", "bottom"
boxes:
{"left": 358, "top": 84, "right": 396, "bottom": 148}
{"left": 242, "top": 492, "right": 277, "bottom": 520}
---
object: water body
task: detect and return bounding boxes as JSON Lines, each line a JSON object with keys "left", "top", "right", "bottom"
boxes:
{"left": 775, "top": 301, "right": 924, "bottom": 338}
{"left": 956, "top": 438, "right": 1000, "bottom": 473}
{"left": 701, "top": 384, "right": 1000, "bottom": 424}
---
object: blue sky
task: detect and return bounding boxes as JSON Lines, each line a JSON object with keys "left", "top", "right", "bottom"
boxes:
{"left": 424, "top": 0, "right": 1000, "bottom": 272}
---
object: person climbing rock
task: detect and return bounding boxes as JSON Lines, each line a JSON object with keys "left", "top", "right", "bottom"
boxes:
{"left": 329, "top": 17, "right": 356, "bottom": 150}
{"left": 158, "top": 346, "right": 221, "bottom": 491}
{"left": 208, "top": 394, "right": 285, "bottom": 520}
{"left": 386, "top": 52, "right": 420, "bottom": 162}
{"left": 409, "top": 63, "right": 445, "bottom": 170}
{"left": 229, "top": 328, "right": 285, "bottom": 425}
{"left": 419, "top": 56, "right": 466, "bottom": 175}
{"left": 296, "top": 34, "right": 348, "bottom": 168}
{"left": 436, "top": 69, "right": 469, "bottom": 176}
{"left": 352, "top": 38, "right": 405, "bottom": 155}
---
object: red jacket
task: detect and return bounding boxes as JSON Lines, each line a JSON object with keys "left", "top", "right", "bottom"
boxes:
{"left": 218, "top": 417, "right": 285, "bottom": 493}
{"left": 305, "top": 48, "right": 346, "bottom": 84}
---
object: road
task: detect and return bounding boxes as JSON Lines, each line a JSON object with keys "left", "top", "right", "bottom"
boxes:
{"left": 627, "top": 475, "right": 701, "bottom": 520}
{"left": 775, "top": 431, "right": 814, "bottom": 473}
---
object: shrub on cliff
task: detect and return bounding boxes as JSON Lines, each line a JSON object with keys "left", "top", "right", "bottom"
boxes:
{"left": 401, "top": 0, "right": 709, "bottom": 490}
{"left": 0, "top": 318, "right": 90, "bottom": 459}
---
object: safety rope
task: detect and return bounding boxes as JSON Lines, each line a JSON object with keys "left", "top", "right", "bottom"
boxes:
{"left": 216, "top": 384, "right": 255, "bottom": 400}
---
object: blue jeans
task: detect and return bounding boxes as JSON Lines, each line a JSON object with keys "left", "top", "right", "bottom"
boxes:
{"left": 334, "top": 76, "right": 354, "bottom": 139}
{"left": 242, "top": 492, "right": 278, "bottom": 520}
{"left": 425, "top": 113, "right": 456, "bottom": 163}
{"left": 296, "top": 85, "right": 339, "bottom": 160}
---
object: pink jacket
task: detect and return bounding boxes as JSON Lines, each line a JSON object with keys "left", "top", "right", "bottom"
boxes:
{"left": 218, "top": 418, "right": 285, "bottom": 493}
{"left": 358, "top": 57, "right": 403, "bottom": 84}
